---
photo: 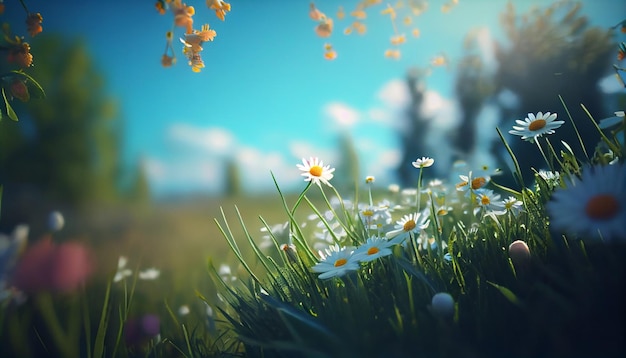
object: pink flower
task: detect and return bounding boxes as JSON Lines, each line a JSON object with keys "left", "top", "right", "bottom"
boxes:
{"left": 11, "top": 237, "right": 94, "bottom": 294}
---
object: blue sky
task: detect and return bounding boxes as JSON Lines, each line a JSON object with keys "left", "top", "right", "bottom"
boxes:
{"left": 6, "top": 0, "right": 625, "bottom": 197}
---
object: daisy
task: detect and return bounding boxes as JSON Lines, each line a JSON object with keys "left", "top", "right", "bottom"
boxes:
{"left": 312, "top": 245, "right": 360, "bottom": 279}
{"left": 412, "top": 157, "right": 434, "bottom": 168}
{"left": 473, "top": 189, "right": 506, "bottom": 216}
{"left": 503, "top": 196, "right": 524, "bottom": 216}
{"left": 353, "top": 236, "right": 394, "bottom": 262}
{"left": 456, "top": 171, "right": 490, "bottom": 197}
{"left": 385, "top": 212, "right": 430, "bottom": 245}
{"left": 598, "top": 111, "right": 624, "bottom": 129}
{"left": 113, "top": 256, "right": 133, "bottom": 283}
{"left": 509, "top": 111, "right": 564, "bottom": 142}
{"left": 138, "top": 268, "right": 160, "bottom": 280}
{"left": 297, "top": 157, "right": 335, "bottom": 187}
{"left": 0, "top": 225, "right": 29, "bottom": 279}
{"left": 546, "top": 164, "right": 626, "bottom": 241}
{"left": 259, "top": 221, "right": 290, "bottom": 249}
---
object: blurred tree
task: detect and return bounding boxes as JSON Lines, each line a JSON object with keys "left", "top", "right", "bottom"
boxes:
{"left": 395, "top": 68, "right": 434, "bottom": 186}
{"left": 396, "top": 1, "right": 615, "bottom": 187}
{"left": 126, "top": 157, "right": 151, "bottom": 205}
{"left": 332, "top": 133, "right": 360, "bottom": 192}
{"left": 453, "top": 30, "right": 498, "bottom": 161}
{"left": 493, "top": 1, "right": 615, "bottom": 180}
{"left": 0, "top": 34, "right": 128, "bottom": 214}
{"left": 224, "top": 158, "right": 242, "bottom": 197}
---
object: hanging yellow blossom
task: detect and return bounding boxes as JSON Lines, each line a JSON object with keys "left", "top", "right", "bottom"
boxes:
{"left": 390, "top": 34, "right": 406, "bottom": 45}
{"left": 385, "top": 49, "right": 401, "bottom": 59}
{"left": 207, "top": 0, "right": 231, "bottom": 21}
{"left": 337, "top": 6, "right": 345, "bottom": 20}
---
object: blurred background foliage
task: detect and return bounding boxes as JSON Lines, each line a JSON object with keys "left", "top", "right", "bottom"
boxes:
{"left": 396, "top": 0, "right": 622, "bottom": 187}
{"left": 0, "top": 34, "right": 151, "bottom": 236}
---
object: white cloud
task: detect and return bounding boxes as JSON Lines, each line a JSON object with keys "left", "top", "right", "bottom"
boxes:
{"left": 235, "top": 146, "right": 300, "bottom": 191}
{"left": 324, "top": 102, "right": 360, "bottom": 128}
{"left": 420, "top": 90, "right": 461, "bottom": 130}
{"left": 368, "top": 148, "right": 402, "bottom": 180}
{"left": 368, "top": 107, "right": 391, "bottom": 123}
{"left": 143, "top": 156, "right": 223, "bottom": 195}
{"left": 288, "top": 141, "right": 338, "bottom": 164}
{"left": 168, "top": 124, "right": 234, "bottom": 154}
{"left": 377, "top": 79, "right": 411, "bottom": 108}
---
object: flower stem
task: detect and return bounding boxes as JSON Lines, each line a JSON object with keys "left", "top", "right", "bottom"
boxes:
{"left": 544, "top": 138, "right": 565, "bottom": 171}
{"left": 18, "top": 0, "right": 30, "bottom": 13}
{"left": 416, "top": 167, "right": 424, "bottom": 212}
{"left": 559, "top": 95, "right": 589, "bottom": 162}
{"left": 534, "top": 138, "right": 553, "bottom": 172}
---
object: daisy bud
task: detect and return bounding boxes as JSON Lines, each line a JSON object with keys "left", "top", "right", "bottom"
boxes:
{"left": 431, "top": 292, "right": 455, "bottom": 319}
{"left": 508, "top": 240, "right": 531, "bottom": 271}
{"left": 280, "top": 243, "right": 298, "bottom": 264}
{"left": 178, "top": 305, "right": 190, "bottom": 316}
{"left": 48, "top": 211, "right": 65, "bottom": 232}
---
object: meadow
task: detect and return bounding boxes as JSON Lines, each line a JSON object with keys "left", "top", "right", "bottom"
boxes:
{"left": 2, "top": 0, "right": 626, "bottom": 357}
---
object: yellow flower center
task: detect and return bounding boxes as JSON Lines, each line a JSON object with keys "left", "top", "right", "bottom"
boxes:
{"left": 367, "top": 247, "right": 380, "bottom": 255}
{"left": 403, "top": 219, "right": 416, "bottom": 231}
{"left": 528, "top": 119, "right": 547, "bottom": 131}
{"left": 471, "top": 177, "right": 486, "bottom": 190}
{"left": 585, "top": 194, "right": 620, "bottom": 220}
{"left": 309, "top": 165, "right": 323, "bottom": 177}
{"left": 334, "top": 258, "right": 347, "bottom": 267}
{"left": 481, "top": 196, "right": 491, "bottom": 205}
{"left": 362, "top": 210, "right": 374, "bottom": 217}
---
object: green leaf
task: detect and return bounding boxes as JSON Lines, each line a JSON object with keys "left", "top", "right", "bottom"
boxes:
{"left": 93, "top": 279, "right": 112, "bottom": 358}
{"left": 487, "top": 281, "right": 522, "bottom": 307}
{"left": 1, "top": 88, "right": 18, "bottom": 121}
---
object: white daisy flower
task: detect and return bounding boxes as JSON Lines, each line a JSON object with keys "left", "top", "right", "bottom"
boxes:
{"left": 412, "top": 157, "right": 435, "bottom": 168}
{"left": 503, "top": 196, "right": 524, "bottom": 216}
{"left": 546, "top": 164, "right": 626, "bottom": 241}
{"left": 473, "top": 189, "right": 506, "bottom": 217}
{"left": 0, "top": 225, "right": 28, "bottom": 281}
{"left": 353, "top": 236, "right": 394, "bottom": 262}
{"left": 259, "top": 221, "right": 290, "bottom": 249}
{"left": 456, "top": 171, "right": 490, "bottom": 196}
{"left": 385, "top": 212, "right": 430, "bottom": 245}
{"left": 598, "top": 111, "right": 624, "bottom": 129}
{"left": 113, "top": 256, "right": 132, "bottom": 283}
{"left": 296, "top": 157, "right": 335, "bottom": 187}
{"left": 138, "top": 268, "right": 160, "bottom": 280}
{"left": 312, "top": 245, "right": 360, "bottom": 279}
{"left": 509, "top": 111, "right": 564, "bottom": 142}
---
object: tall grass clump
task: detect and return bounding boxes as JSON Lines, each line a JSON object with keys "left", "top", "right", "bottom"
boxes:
{"left": 206, "top": 104, "right": 625, "bottom": 358}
